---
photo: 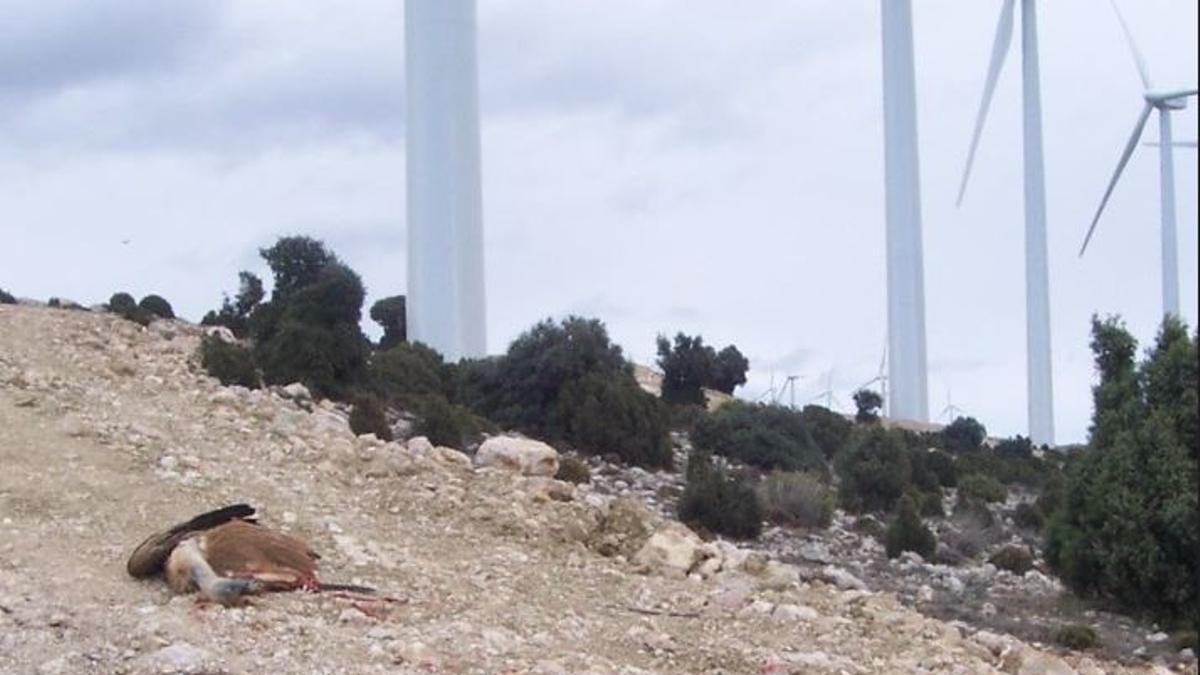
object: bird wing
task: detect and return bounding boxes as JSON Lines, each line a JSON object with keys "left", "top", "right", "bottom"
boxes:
{"left": 200, "top": 520, "right": 319, "bottom": 590}
{"left": 126, "top": 504, "right": 257, "bottom": 578}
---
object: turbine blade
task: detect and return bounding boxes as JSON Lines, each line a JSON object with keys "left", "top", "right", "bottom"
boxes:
{"left": 1080, "top": 102, "right": 1154, "bottom": 256}
{"left": 1108, "top": 0, "right": 1152, "bottom": 90}
{"left": 957, "top": 0, "right": 1016, "bottom": 206}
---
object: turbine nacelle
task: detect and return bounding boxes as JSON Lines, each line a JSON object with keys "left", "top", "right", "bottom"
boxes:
{"left": 1146, "top": 90, "right": 1195, "bottom": 109}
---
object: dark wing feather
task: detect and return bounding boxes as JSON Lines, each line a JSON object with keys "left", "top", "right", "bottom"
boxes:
{"left": 126, "top": 504, "right": 257, "bottom": 578}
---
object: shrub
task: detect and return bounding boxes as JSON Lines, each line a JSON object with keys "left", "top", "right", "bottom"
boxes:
{"left": 917, "top": 489, "right": 945, "bottom": 518}
{"left": 885, "top": 494, "right": 936, "bottom": 559}
{"left": 994, "top": 435, "right": 1034, "bottom": 460}
{"left": 757, "top": 471, "right": 833, "bottom": 528}
{"left": 349, "top": 393, "right": 393, "bottom": 441}
{"left": 458, "top": 316, "right": 629, "bottom": 433}
{"left": 958, "top": 473, "right": 1006, "bottom": 503}
{"left": 656, "top": 333, "right": 715, "bottom": 406}
{"left": 800, "top": 405, "right": 853, "bottom": 459}
{"left": 989, "top": 545, "right": 1034, "bottom": 575}
{"left": 953, "top": 494, "right": 996, "bottom": 529}
{"left": 255, "top": 319, "right": 369, "bottom": 400}
{"left": 836, "top": 426, "right": 912, "bottom": 513}
{"left": 853, "top": 389, "right": 883, "bottom": 423}
{"left": 692, "top": 401, "right": 826, "bottom": 474}
{"left": 109, "top": 292, "right": 151, "bottom": 325}
{"left": 925, "top": 449, "right": 958, "bottom": 487}
{"left": 369, "top": 341, "right": 450, "bottom": 408}
{"left": 554, "top": 373, "right": 673, "bottom": 469}
{"left": 678, "top": 451, "right": 763, "bottom": 540}
{"left": 201, "top": 271, "right": 264, "bottom": 338}
{"left": 199, "top": 337, "right": 259, "bottom": 388}
{"left": 712, "top": 345, "right": 749, "bottom": 395}
{"left": 1013, "top": 502, "right": 1045, "bottom": 531}
{"left": 555, "top": 456, "right": 592, "bottom": 484}
{"left": 138, "top": 294, "right": 175, "bottom": 319}
{"left": 1045, "top": 319, "right": 1198, "bottom": 626}
{"left": 1053, "top": 624, "right": 1098, "bottom": 651}
{"left": 413, "top": 395, "right": 480, "bottom": 449}
{"left": 0, "top": 288, "right": 15, "bottom": 304}
{"left": 940, "top": 416, "right": 986, "bottom": 453}
{"left": 369, "top": 295, "right": 407, "bottom": 350}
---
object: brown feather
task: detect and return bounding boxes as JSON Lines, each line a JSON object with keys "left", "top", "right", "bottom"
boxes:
{"left": 199, "top": 521, "right": 319, "bottom": 590}
{"left": 126, "top": 504, "right": 257, "bottom": 578}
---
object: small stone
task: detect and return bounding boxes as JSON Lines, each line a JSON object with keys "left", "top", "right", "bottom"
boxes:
{"left": 1146, "top": 631, "right": 1168, "bottom": 643}
{"left": 772, "top": 603, "right": 819, "bottom": 621}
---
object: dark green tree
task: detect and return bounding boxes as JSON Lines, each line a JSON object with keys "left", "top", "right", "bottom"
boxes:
{"left": 885, "top": 493, "right": 936, "bottom": 559}
{"left": 800, "top": 404, "right": 853, "bottom": 459}
{"left": 201, "top": 271, "right": 264, "bottom": 337}
{"left": 836, "top": 425, "right": 913, "bottom": 512}
{"left": 1044, "top": 315, "right": 1199, "bottom": 627}
{"left": 941, "top": 416, "right": 987, "bottom": 453}
{"left": 259, "top": 235, "right": 336, "bottom": 301}
{"left": 853, "top": 388, "right": 883, "bottom": 423}
{"left": 370, "top": 295, "right": 407, "bottom": 350}
{"left": 656, "top": 333, "right": 716, "bottom": 406}
{"left": 692, "top": 401, "right": 825, "bottom": 474}
{"left": 712, "top": 345, "right": 750, "bottom": 394}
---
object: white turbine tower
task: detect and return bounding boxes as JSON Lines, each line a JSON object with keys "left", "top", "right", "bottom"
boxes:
{"left": 1079, "top": 0, "right": 1199, "bottom": 319}
{"left": 405, "top": 0, "right": 487, "bottom": 360}
{"left": 880, "top": 0, "right": 930, "bottom": 423}
{"left": 956, "top": 0, "right": 1054, "bottom": 446}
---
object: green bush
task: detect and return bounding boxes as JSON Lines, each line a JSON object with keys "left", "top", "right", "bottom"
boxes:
{"left": 916, "top": 489, "right": 945, "bottom": 518}
{"left": 994, "top": 435, "right": 1034, "bottom": 460}
{"left": 201, "top": 271, "right": 264, "bottom": 338}
{"left": 109, "top": 292, "right": 151, "bottom": 325}
{"left": 1053, "top": 624, "right": 1098, "bottom": 651}
{"left": 255, "top": 319, "right": 369, "bottom": 400}
{"left": 553, "top": 373, "right": 672, "bottom": 469}
{"left": 800, "top": 405, "right": 853, "bottom": 459}
{"left": 0, "top": 288, "right": 15, "bottom": 304}
{"left": 885, "top": 494, "right": 936, "bottom": 559}
{"left": 852, "top": 389, "right": 883, "bottom": 423}
{"left": 712, "top": 345, "right": 749, "bottom": 395}
{"left": 1013, "top": 502, "right": 1045, "bottom": 531}
{"left": 989, "top": 545, "right": 1034, "bottom": 575}
{"left": 138, "top": 294, "right": 175, "bottom": 319}
{"left": 953, "top": 493, "right": 996, "bottom": 530}
{"left": 836, "top": 426, "right": 912, "bottom": 513}
{"left": 199, "top": 337, "right": 259, "bottom": 388}
{"left": 369, "top": 295, "right": 407, "bottom": 350}
{"left": 412, "top": 395, "right": 483, "bottom": 449}
{"left": 369, "top": 341, "right": 450, "bottom": 408}
{"left": 458, "top": 316, "right": 630, "bottom": 431}
{"left": 925, "top": 449, "right": 958, "bottom": 488}
{"left": 958, "top": 473, "right": 1006, "bottom": 503}
{"left": 678, "top": 452, "right": 763, "bottom": 540}
{"left": 692, "top": 401, "right": 826, "bottom": 474}
{"left": 1044, "top": 317, "right": 1199, "bottom": 627}
{"left": 555, "top": 456, "right": 592, "bottom": 484}
{"left": 940, "top": 416, "right": 986, "bottom": 453}
{"left": 757, "top": 471, "right": 833, "bottom": 528}
{"left": 349, "top": 393, "right": 393, "bottom": 441}
{"left": 655, "top": 333, "right": 749, "bottom": 403}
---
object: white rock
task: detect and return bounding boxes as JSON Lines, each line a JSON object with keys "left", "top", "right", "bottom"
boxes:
{"left": 1146, "top": 631, "right": 1168, "bottom": 643}
{"left": 407, "top": 436, "right": 435, "bottom": 456}
{"left": 203, "top": 326, "right": 236, "bottom": 343}
{"left": 281, "top": 382, "right": 312, "bottom": 402}
{"left": 633, "top": 523, "right": 702, "bottom": 577}
{"left": 475, "top": 436, "right": 560, "bottom": 477}
{"left": 942, "top": 575, "right": 966, "bottom": 596}
{"left": 433, "top": 446, "right": 473, "bottom": 469}
{"left": 917, "top": 584, "right": 934, "bottom": 602}
{"left": 141, "top": 643, "right": 212, "bottom": 673}
{"left": 820, "top": 565, "right": 867, "bottom": 591}
{"left": 772, "top": 603, "right": 819, "bottom": 621}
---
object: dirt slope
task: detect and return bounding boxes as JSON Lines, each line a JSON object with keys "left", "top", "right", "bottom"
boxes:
{"left": 0, "top": 304, "right": 1186, "bottom": 674}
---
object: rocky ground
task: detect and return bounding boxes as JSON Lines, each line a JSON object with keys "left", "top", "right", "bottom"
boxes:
{"left": 0, "top": 303, "right": 1194, "bottom": 675}
{"left": 584, "top": 453, "right": 1194, "bottom": 668}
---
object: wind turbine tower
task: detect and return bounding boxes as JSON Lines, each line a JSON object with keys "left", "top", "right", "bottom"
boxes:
{"left": 957, "top": 0, "right": 1054, "bottom": 446}
{"left": 880, "top": 0, "right": 930, "bottom": 423}
{"left": 1080, "top": 0, "right": 1199, "bottom": 320}
{"left": 405, "top": 0, "right": 487, "bottom": 360}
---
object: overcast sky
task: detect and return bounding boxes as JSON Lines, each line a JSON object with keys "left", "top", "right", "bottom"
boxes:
{"left": 2, "top": 1, "right": 1196, "bottom": 443}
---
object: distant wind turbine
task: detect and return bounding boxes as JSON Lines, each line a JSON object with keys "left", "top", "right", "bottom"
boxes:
{"left": 811, "top": 370, "right": 846, "bottom": 412}
{"left": 1079, "top": 0, "right": 1199, "bottom": 319}
{"left": 855, "top": 348, "right": 889, "bottom": 417}
{"left": 956, "top": 0, "right": 1054, "bottom": 446}
{"left": 939, "top": 390, "right": 967, "bottom": 422}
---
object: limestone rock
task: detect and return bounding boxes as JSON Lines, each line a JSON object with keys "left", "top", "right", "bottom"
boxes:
{"left": 633, "top": 523, "right": 702, "bottom": 577}
{"left": 475, "top": 436, "right": 560, "bottom": 476}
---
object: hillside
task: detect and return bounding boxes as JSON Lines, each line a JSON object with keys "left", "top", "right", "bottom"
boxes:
{"left": 0, "top": 303, "right": 1187, "bottom": 674}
